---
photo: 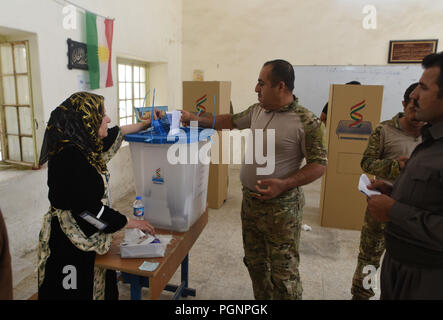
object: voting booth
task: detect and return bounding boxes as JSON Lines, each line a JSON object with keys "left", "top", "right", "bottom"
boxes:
{"left": 183, "top": 81, "right": 231, "bottom": 209}
{"left": 319, "top": 84, "right": 383, "bottom": 230}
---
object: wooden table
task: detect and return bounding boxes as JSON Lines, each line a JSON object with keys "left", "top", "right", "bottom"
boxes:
{"left": 95, "top": 208, "right": 208, "bottom": 300}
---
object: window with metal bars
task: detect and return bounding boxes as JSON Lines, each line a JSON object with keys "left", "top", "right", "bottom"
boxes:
{"left": 117, "top": 59, "right": 149, "bottom": 126}
{"left": 0, "top": 40, "right": 37, "bottom": 168}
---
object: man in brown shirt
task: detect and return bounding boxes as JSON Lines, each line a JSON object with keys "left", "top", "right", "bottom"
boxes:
{"left": 0, "top": 209, "right": 13, "bottom": 299}
{"left": 181, "top": 60, "right": 327, "bottom": 299}
{"left": 368, "top": 52, "right": 443, "bottom": 299}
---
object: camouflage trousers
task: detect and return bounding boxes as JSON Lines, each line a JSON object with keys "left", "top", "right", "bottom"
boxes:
{"left": 241, "top": 186, "right": 304, "bottom": 300}
{"left": 351, "top": 207, "right": 386, "bottom": 300}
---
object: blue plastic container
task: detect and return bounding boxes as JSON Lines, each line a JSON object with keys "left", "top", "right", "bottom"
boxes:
{"left": 125, "top": 125, "right": 214, "bottom": 231}
{"left": 125, "top": 126, "right": 214, "bottom": 145}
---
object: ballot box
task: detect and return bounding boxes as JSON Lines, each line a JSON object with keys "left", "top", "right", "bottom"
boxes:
{"left": 125, "top": 127, "right": 213, "bottom": 232}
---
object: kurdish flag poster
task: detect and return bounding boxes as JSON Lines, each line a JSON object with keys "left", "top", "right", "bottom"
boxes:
{"left": 86, "top": 11, "right": 114, "bottom": 90}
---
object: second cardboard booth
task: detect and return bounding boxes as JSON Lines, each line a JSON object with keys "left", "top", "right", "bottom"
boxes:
{"left": 320, "top": 84, "right": 383, "bottom": 230}
{"left": 183, "top": 81, "right": 231, "bottom": 209}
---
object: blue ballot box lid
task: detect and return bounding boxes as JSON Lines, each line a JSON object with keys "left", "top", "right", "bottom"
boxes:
{"left": 124, "top": 127, "right": 215, "bottom": 144}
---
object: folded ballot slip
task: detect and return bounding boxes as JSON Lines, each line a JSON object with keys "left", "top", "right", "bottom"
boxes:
{"left": 120, "top": 229, "right": 167, "bottom": 258}
{"left": 358, "top": 174, "right": 381, "bottom": 197}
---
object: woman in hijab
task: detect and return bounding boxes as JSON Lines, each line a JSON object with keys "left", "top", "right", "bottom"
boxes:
{"left": 37, "top": 92, "right": 156, "bottom": 300}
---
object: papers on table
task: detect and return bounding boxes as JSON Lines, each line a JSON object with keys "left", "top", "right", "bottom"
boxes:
{"left": 138, "top": 261, "right": 159, "bottom": 272}
{"left": 120, "top": 228, "right": 168, "bottom": 258}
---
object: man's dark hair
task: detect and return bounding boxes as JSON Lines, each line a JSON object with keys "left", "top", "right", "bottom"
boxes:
{"left": 403, "top": 82, "right": 419, "bottom": 105}
{"left": 346, "top": 81, "right": 361, "bottom": 85}
{"left": 263, "top": 59, "right": 295, "bottom": 91}
{"left": 422, "top": 52, "right": 443, "bottom": 97}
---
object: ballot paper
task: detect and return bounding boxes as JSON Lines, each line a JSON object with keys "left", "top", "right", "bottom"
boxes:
{"left": 138, "top": 261, "right": 159, "bottom": 272}
{"left": 168, "top": 110, "right": 181, "bottom": 136}
{"left": 123, "top": 228, "right": 147, "bottom": 243}
{"left": 358, "top": 174, "right": 381, "bottom": 197}
{"left": 156, "top": 234, "right": 173, "bottom": 246}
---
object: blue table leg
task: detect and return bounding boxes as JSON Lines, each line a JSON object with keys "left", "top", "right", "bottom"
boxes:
{"left": 181, "top": 254, "right": 190, "bottom": 298}
{"left": 121, "top": 273, "right": 145, "bottom": 300}
{"left": 121, "top": 254, "right": 195, "bottom": 300}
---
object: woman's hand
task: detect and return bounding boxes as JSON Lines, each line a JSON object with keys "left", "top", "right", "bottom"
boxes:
{"left": 121, "top": 108, "right": 162, "bottom": 136}
{"left": 126, "top": 219, "right": 156, "bottom": 235}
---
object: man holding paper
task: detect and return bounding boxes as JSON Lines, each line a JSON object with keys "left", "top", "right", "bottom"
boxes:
{"left": 367, "top": 52, "right": 443, "bottom": 299}
{"left": 351, "top": 82, "right": 424, "bottom": 300}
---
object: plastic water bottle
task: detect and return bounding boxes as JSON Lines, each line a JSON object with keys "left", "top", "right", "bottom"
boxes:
{"left": 133, "top": 196, "right": 145, "bottom": 220}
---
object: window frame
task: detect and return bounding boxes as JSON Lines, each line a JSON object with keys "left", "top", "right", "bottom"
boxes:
{"left": 116, "top": 58, "right": 149, "bottom": 126}
{"left": 0, "top": 40, "right": 38, "bottom": 168}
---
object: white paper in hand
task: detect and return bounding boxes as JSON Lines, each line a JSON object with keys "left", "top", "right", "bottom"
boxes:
{"left": 358, "top": 174, "right": 381, "bottom": 197}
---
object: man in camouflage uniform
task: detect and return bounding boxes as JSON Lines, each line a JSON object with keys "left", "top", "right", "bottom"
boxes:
{"left": 351, "top": 82, "right": 424, "bottom": 299}
{"left": 182, "top": 59, "right": 327, "bottom": 299}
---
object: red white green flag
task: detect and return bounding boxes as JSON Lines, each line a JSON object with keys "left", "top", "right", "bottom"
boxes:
{"left": 86, "top": 11, "right": 114, "bottom": 89}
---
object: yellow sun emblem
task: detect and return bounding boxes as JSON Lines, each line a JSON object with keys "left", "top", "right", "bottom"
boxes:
{"left": 98, "top": 45, "right": 110, "bottom": 62}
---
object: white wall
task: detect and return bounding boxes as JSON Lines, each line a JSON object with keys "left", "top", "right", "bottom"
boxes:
{"left": 150, "top": 62, "right": 169, "bottom": 106}
{"left": 0, "top": 0, "right": 182, "bottom": 286}
{"left": 182, "top": 0, "right": 443, "bottom": 114}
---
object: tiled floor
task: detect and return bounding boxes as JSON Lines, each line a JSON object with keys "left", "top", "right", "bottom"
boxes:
{"left": 12, "top": 166, "right": 381, "bottom": 300}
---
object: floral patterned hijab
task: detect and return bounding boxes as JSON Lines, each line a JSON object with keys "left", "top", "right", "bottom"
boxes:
{"left": 39, "top": 92, "right": 107, "bottom": 174}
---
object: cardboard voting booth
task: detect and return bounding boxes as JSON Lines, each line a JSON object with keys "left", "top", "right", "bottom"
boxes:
{"left": 319, "top": 84, "right": 383, "bottom": 230}
{"left": 183, "top": 81, "right": 231, "bottom": 209}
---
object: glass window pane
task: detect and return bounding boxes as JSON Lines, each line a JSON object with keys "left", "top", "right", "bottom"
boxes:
{"left": 126, "top": 83, "right": 132, "bottom": 99}
{"left": 126, "top": 100, "right": 133, "bottom": 118}
{"left": 134, "top": 66, "right": 140, "bottom": 82}
{"left": 127, "top": 116, "right": 133, "bottom": 125}
{"left": 14, "top": 44, "right": 27, "bottom": 73}
{"left": 118, "top": 64, "right": 125, "bottom": 82}
{"left": 19, "top": 107, "right": 32, "bottom": 135}
{"left": 0, "top": 44, "right": 13, "bottom": 74}
{"left": 21, "top": 136, "right": 34, "bottom": 163}
{"left": 17, "top": 75, "right": 30, "bottom": 105}
{"left": 134, "top": 83, "right": 140, "bottom": 99}
{"left": 5, "top": 106, "right": 18, "bottom": 134}
{"left": 119, "top": 100, "right": 126, "bottom": 118}
{"left": 140, "top": 67, "right": 146, "bottom": 82}
{"left": 140, "top": 84, "right": 146, "bottom": 101}
{"left": 125, "top": 65, "right": 132, "bottom": 82}
{"left": 7, "top": 135, "right": 20, "bottom": 161}
{"left": 119, "top": 83, "right": 126, "bottom": 100}
{"left": 120, "top": 117, "right": 128, "bottom": 126}
{"left": 2, "top": 76, "right": 16, "bottom": 104}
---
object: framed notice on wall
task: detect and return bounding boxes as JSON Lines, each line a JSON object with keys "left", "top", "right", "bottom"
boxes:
{"left": 67, "top": 38, "right": 88, "bottom": 70}
{"left": 388, "top": 39, "right": 438, "bottom": 63}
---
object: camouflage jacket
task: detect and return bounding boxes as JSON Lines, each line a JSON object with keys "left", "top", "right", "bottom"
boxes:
{"left": 361, "top": 112, "right": 421, "bottom": 182}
